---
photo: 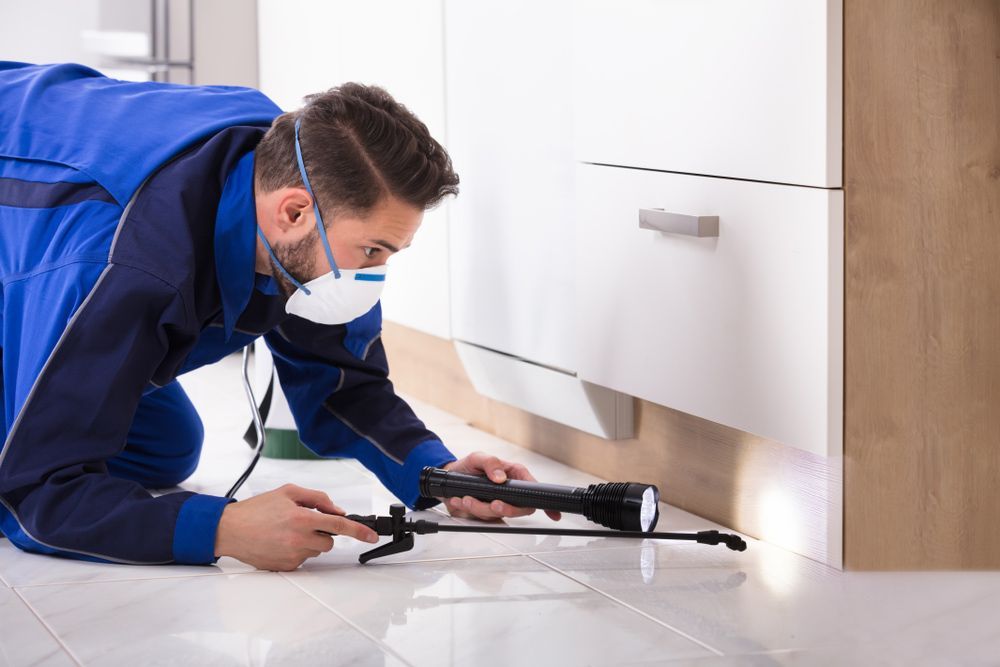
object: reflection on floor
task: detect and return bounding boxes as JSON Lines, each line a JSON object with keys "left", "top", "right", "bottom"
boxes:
{"left": 1, "top": 354, "right": 997, "bottom": 666}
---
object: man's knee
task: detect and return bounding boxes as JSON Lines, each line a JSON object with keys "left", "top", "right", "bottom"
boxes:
{"left": 153, "top": 413, "right": 204, "bottom": 486}
{"left": 112, "top": 384, "right": 206, "bottom": 488}
{"left": 173, "top": 423, "right": 204, "bottom": 484}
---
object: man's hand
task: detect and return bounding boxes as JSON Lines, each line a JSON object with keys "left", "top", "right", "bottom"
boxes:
{"left": 439, "top": 452, "right": 562, "bottom": 522}
{"left": 214, "top": 483, "right": 380, "bottom": 571}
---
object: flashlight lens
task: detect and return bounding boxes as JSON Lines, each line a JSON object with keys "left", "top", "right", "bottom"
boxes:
{"left": 640, "top": 487, "right": 657, "bottom": 532}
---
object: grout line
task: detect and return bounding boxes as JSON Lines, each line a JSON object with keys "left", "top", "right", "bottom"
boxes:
{"left": 282, "top": 574, "right": 416, "bottom": 667}
{"left": 525, "top": 553, "right": 726, "bottom": 658}
{"left": 10, "top": 567, "right": 268, "bottom": 590}
{"left": 12, "top": 587, "right": 84, "bottom": 667}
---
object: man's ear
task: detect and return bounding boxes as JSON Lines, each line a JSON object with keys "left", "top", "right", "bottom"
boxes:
{"left": 274, "top": 187, "right": 314, "bottom": 234}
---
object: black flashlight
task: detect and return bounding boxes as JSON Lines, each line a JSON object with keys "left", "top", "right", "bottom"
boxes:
{"left": 419, "top": 466, "right": 660, "bottom": 532}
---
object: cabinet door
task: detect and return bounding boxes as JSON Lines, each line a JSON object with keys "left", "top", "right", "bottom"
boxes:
{"left": 575, "top": 164, "right": 843, "bottom": 456}
{"left": 256, "top": 0, "right": 451, "bottom": 339}
{"left": 444, "top": 0, "right": 577, "bottom": 370}
{"left": 573, "top": 0, "right": 842, "bottom": 188}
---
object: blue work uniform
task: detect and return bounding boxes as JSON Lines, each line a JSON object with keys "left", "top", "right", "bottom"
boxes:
{"left": 0, "top": 61, "right": 457, "bottom": 565}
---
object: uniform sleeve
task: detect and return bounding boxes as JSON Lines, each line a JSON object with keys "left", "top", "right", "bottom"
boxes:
{"left": 0, "top": 261, "right": 232, "bottom": 565}
{"left": 263, "top": 302, "right": 457, "bottom": 510}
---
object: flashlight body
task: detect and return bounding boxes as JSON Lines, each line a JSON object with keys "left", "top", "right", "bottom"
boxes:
{"left": 419, "top": 467, "right": 660, "bottom": 532}
{"left": 421, "top": 468, "right": 586, "bottom": 512}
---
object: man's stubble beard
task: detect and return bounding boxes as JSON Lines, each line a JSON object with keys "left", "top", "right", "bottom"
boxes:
{"left": 268, "top": 231, "right": 319, "bottom": 298}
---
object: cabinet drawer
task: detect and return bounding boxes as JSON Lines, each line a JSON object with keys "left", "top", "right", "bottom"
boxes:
{"left": 573, "top": 0, "right": 842, "bottom": 188}
{"left": 574, "top": 164, "right": 843, "bottom": 456}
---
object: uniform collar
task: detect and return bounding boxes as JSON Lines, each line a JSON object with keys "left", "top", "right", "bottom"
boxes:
{"left": 213, "top": 150, "right": 260, "bottom": 341}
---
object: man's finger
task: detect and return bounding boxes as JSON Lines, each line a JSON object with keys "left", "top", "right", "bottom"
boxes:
{"left": 467, "top": 451, "right": 509, "bottom": 483}
{"left": 311, "top": 511, "right": 379, "bottom": 543}
{"left": 503, "top": 465, "right": 561, "bottom": 520}
{"left": 508, "top": 463, "right": 535, "bottom": 482}
{"left": 447, "top": 497, "right": 471, "bottom": 518}
{"left": 484, "top": 457, "right": 509, "bottom": 483}
{"left": 461, "top": 495, "right": 505, "bottom": 521}
{"left": 305, "top": 532, "right": 335, "bottom": 553}
{"left": 489, "top": 500, "right": 534, "bottom": 518}
{"left": 283, "top": 485, "right": 345, "bottom": 515}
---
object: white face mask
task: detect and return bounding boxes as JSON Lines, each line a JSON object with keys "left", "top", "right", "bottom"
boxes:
{"left": 284, "top": 263, "right": 387, "bottom": 325}
{"left": 256, "top": 115, "right": 389, "bottom": 325}
{"left": 256, "top": 224, "right": 388, "bottom": 325}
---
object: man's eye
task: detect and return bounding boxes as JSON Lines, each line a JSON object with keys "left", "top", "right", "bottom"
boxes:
{"left": 363, "top": 247, "right": 380, "bottom": 259}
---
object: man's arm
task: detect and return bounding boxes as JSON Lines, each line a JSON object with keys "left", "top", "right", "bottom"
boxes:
{"left": 0, "top": 261, "right": 233, "bottom": 564}
{"left": 263, "top": 302, "right": 458, "bottom": 510}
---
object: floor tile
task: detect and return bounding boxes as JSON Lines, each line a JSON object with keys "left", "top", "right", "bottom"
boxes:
{"left": 440, "top": 506, "right": 740, "bottom": 558}
{"left": 617, "top": 647, "right": 872, "bottom": 666}
{"left": 18, "top": 573, "right": 407, "bottom": 666}
{"left": 0, "top": 538, "right": 256, "bottom": 589}
{"left": 532, "top": 538, "right": 1000, "bottom": 660}
{"left": 285, "top": 554, "right": 719, "bottom": 665}
{"left": 0, "top": 585, "right": 75, "bottom": 666}
{"left": 643, "top": 640, "right": 1000, "bottom": 666}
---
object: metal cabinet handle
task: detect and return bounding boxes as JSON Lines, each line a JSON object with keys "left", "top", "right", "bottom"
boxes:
{"left": 639, "top": 208, "right": 719, "bottom": 238}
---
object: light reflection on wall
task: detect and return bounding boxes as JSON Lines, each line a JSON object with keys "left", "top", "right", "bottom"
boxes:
{"left": 752, "top": 486, "right": 805, "bottom": 597}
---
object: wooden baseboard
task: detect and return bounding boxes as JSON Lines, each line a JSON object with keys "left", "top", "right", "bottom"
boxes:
{"left": 382, "top": 322, "right": 843, "bottom": 570}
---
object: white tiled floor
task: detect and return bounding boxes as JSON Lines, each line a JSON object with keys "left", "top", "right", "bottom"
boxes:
{"left": 2, "top": 354, "right": 999, "bottom": 666}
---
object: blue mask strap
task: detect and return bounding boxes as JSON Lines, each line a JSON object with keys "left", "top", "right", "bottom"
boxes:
{"left": 257, "top": 226, "right": 311, "bottom": 295}
{"left": 294, "top": 116, "right": 341, "bottom": 279}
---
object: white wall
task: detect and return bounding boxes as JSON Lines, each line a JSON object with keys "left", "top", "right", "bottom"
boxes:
{"left": 257, "top": 0, "right": 453, "bottom": 340}
{"left": 0, "top": 0, "right": 101, "bottom": 67}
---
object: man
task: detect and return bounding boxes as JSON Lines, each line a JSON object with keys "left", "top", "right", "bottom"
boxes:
{"left": 0, "top": 61, "right": 560, "bottom": 572}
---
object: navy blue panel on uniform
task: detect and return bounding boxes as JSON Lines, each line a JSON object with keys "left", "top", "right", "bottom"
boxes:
{"left": 0, "top": 176, "right": 117, "bottom": 208}
{"left": 108, "top": 381, "right": 205, "bottom": 489}
{"left": 0, "top": 62, "right": 457, "bottom": 567}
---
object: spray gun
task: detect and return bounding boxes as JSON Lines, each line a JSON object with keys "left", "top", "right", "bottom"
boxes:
{"left": 339, "top": 468, "right": 747, "bottom": 564}
{"left": 232, "top": 345, "right": 748, "bottom": 564}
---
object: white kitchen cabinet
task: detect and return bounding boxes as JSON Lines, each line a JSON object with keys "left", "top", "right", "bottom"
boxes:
{"left": 573, "top": 0, "right": 842, "bottom": 188}
{"left": 575, "top": 163, "right": 843, "bottom": 457}
{"left": 444, "top": 0, "right": 577, "bottom": 371}
{"left": 256, "top": 0, "right": 452, "bottom": 339}
{"left": 442, "top": 1, "right": 634, "bottom": 439}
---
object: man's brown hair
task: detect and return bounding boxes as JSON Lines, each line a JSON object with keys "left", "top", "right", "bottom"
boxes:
{"left": 254, "top": 82, "right": 459, "bottom": 219}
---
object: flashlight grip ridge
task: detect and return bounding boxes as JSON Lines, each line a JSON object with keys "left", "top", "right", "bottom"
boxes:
{"left": 420, "top": 467, "right": 584, "bottom": 513}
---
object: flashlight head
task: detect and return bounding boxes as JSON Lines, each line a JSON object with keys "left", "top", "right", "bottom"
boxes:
{"left": 639, "top": 485, "right": 659, "bottom": 532}
{"left": 583, "top": 482, "right": 660, "bottom": 532}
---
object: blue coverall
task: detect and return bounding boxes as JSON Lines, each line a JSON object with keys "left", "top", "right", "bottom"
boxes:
{"left": 0, "top": 61, "right": 457, "bottom": 565}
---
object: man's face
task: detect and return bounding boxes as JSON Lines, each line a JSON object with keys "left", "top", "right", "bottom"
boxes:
{"left": 256, "top": 188, "right": 422, "bottom": 298}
